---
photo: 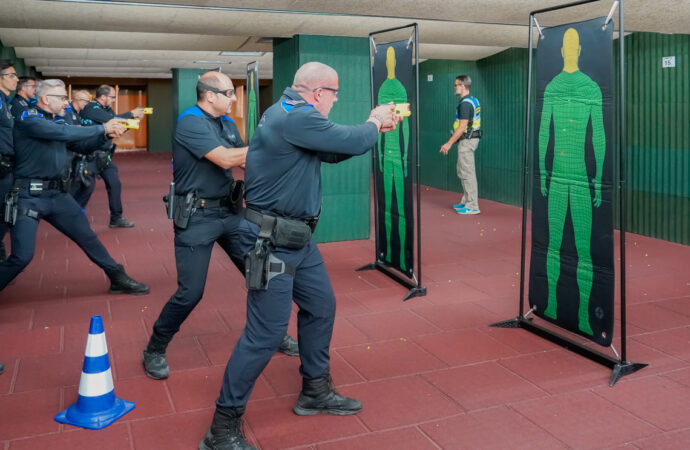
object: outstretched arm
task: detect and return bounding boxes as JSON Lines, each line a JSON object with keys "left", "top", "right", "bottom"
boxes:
{"left": 538, "top": 97, "right": 553, "bottom": 196}
{"left": 590, "top": 87, "right": 606, "bottom": 207}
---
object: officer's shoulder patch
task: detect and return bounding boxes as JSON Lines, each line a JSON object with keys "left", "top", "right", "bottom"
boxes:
{"left": 20, "top": 109, "right": 43, "bottom": 121}
{"left": 220, "top": 116, "right": 235, "bottom": 124}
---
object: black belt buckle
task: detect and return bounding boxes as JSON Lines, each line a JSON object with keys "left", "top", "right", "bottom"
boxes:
{"left": 305, "top": 217, "right": 318, "bottom": 233}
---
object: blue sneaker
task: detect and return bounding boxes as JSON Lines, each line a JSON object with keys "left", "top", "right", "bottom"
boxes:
{"left": 456, "top": 207, "right": 480, "bottom": 215}
{"left": 453, "top": 202, "right": 465, "bottom": 209}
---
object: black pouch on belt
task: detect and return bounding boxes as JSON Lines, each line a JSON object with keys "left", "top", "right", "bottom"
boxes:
{"left": 271, "top": 217, "right": 312, "bottom": 249}
{"left": 229, "top": 180, "right": 244, "bottom": 214}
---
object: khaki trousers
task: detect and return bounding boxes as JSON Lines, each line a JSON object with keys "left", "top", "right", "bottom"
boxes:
{"left": 456, "top": 138, "right": 480, "bottom": 210}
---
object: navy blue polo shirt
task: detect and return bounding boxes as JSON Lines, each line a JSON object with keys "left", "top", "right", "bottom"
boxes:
{"left": 173, "top": 105, "right": 245, "bottom": 199}
{"left": 245, "top": 87, "right": 378, "bottom": 219}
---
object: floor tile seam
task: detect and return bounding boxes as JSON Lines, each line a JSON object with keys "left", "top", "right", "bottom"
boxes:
{"left": 310, "top": 423, "right": 444, "bottom": 450}
{"left": 627, "top": 426, "right": 690, "bottom": 448}
{"left": 125, "top": 421, "right": 136, "bottom": 450}
{"left": 330, "top": 348, "right": 368, "bottom": 383}
{"left": 493, "top": 356, "right": 557, "bottom": 396}
{"left": 407, "top": 307, "right": 445, "bottom": 333}
{"left": 257, "top": 371, "right": 285, "bottom": 400}
{"left": 212, "top": 308, "right": 233, "bottom": 334}
{"left": 504, "top": 402, "right": 575, "bottom": 449}
{"left": 416, "top": 372, "right": 468, "bottom": 412}
{"left": 588, "top": 386, "right": 668, "bottom": 434}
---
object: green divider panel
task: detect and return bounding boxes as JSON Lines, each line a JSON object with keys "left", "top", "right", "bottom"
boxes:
{"left": 273, "top": 35, "right": 371, "bottom": 243}
{"left": 147, "top": 79, "right": 174, "bottom": 153}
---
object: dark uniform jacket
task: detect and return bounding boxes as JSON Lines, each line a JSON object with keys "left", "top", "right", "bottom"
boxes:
{"left": 245, "top": 87, "right": 378, "bottom": 220}
{"left": 13, "top": 107, "right": 107, "bottom": 180}
{"left": 0, "top": 91, "right": 14, "bottom": 156}
{"left": 10, "top": 96, "right": 36, "bottom": 121}
{"left": 173, "top": 105, "right": 245, "bottom": 199}
{"left": 80, "top": 100, "right": 133, "bottom": 152}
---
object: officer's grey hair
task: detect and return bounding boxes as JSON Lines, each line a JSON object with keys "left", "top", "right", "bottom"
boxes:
{"left": 292, "top": 62, "right": 337, "bottom": 94}
{"left": 36, "top": 79, "right": 66, "bottom": 98}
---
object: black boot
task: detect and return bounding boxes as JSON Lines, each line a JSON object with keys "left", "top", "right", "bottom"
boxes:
{"left": 0, "top": 362, "right": 4, "bottom": 374}
{"left": 199, "top": 406, "right": 256, "bottom": 450}
{"left": 106, "top": 264, "right": 150, "bottom": 295}
{"left": 293, "top": 373, "right": 362, "bottom": 416}
{"left": 277, "top": 334, "right": 299, "bottom": 356}
{"left": 109, "top": 217, "right": 135, "bottom": 228}
{"left": 142, "top": 333, "right": 170, "bottom": 379}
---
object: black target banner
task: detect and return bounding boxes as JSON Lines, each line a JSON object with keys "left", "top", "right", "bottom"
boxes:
{"left": 529, "top": 17, "right": 615, "bottom": 346}
{"left": 372, "top": 39, "right": 415, "bottom": 277}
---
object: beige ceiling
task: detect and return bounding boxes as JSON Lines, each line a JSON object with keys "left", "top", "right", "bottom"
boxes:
{"left": 0, "top": 0, "right": 686, "bottom": 80}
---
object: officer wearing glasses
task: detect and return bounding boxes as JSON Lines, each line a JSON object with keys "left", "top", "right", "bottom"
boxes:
{"left": 0, "top": 61, "right": 18, "bottom": 268}
{"left": 200, "top": 62, "right": 398, "bottom": 450}
{"left": 78, "top": 85, "right": 143, "bottom": 228}
{"left": 0, "top": 60, "right": 18, "bottom": 376}
{"left": 143, "top": 71, "right": 298, "bottom": 381}
{"left": 0, "top": 79, "right": 149, "bottom": 295}
{"left": 10, "top": 77, "right": 37, "bottom": 119}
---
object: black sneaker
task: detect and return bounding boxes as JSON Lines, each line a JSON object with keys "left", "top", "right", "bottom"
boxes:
{"left": 143, "top": 350, "right": 170, "bottom": 379}
{"left": 278, "top": 334, "right": 299, "bottom": 356}
{"left": 109, "top": 217, "right": 135, "bottom": 228}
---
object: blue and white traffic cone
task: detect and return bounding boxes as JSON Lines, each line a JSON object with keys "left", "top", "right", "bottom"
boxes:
{"left": 55, "top": 315, "right": 135, "bottom": 429}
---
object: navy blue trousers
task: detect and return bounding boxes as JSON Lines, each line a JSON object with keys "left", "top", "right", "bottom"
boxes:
{"left": 0, "top": 188, "right": 119, "bottom": 290}
{"left": 72, "top": 162, "right": 123, "bottom": 221}
{"left": 217, "top": 218, "right": 336, "bottom": 407}
{"left": 0, "top": 173, "right": 13, "bottom": 258}
{"left": 152, "top": 208, "right": 244, "bottom": 344}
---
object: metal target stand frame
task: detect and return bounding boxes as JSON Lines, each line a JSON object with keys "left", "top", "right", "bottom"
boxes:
{"left": 357, "top": 23, "right": 426, "bottom": 302}
{"left": 490, "top": 0, "right": 646, "bottom": 386}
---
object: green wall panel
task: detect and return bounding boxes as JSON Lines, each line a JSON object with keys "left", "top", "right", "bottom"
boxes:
{"left": 147, "top": 79, "right": 174, "bottom": 153}
{"left": 623, "top": 32, "right": 690, "bottom": 244}
{"left": 273, "top": 35, "right": 371, "bottom": 243}
{"left": 172, "top": 68, "right": 205, "bottom": 120}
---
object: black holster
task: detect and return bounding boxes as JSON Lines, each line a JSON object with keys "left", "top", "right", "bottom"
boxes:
{"left": 0, "top": 154, "right": 14, "bottom": 178}
{"left": 171, "top": 192, "right": 196, "bottom": 229}
{"left": 93, "top": 150, "right": 112, "bottom": 172}
{"left": 229, "top": 180, "right": 244, "bottom": 214}
{"left": 2, "top": 188, "right": 18, "bottom": 225}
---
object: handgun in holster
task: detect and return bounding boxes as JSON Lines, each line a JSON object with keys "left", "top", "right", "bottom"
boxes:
{"left": 3, "top": 189, "right": 19, "bottom": 225}
{"left": 171, "top": 191, "right": 196, "bottom": 229}
{"left": 229, "top": 180, "right": 244, "bottom": 214}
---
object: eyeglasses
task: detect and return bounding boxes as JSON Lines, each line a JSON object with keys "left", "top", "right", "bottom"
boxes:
{"left": 0, "top": 73, "right": 18, "bottom": 79}
{"left": 46, "top": 94, "right": 69, "bottom": 101}
{"left": 24, "top": 84, "right": 36, "bottom": 89}
{"left": 107, "top": 95, "right": 117, "bottom": 99}
{"left": 198, "top": 81, "right": 235, "bottom": 99}
{"left": 313, "top": 87, "right": 339, "bottom": 97}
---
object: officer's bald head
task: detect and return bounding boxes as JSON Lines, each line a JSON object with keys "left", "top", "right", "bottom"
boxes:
{"left": 196, "top": 71, "right": 233, "bottom": 101}
{"left": 292, "top": 62, "right": 338, "bottom": 94}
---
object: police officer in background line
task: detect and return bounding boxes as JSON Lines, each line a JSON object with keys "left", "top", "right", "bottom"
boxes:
{"left": 143, "top": 71, "right": 298, "bottom": 381}
{"left": 199, "top": 62, "right": 398, "bottom": 450}
{"left": 0, "top": 60, "right": 19, "bottom": 376}
{"left": 0, "top": 79, "right": 149, "bottom": 295}
{"left": 64, "top": 90, "right": 98, "bottom": 203}
{"left": 10, "top": 76, "right": 37, "bottom": 119}
{"left": 78, "top": 85, "right": 144, "bottom": 228}
{"left": 0, "top": 61, "right": 18, "bottom": 266}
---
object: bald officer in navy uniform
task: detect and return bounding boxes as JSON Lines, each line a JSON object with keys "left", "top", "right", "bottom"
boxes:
{"left": 200, "top": 62, "right": 398, "bottom": 450}
{"left": 0, "top": 79, "right": 149, "bottom": 295}
{"left": 143, "top": 71, "right": 298, "bottom": 382}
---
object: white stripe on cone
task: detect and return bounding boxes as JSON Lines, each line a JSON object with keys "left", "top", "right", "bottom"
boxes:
{"left": 78, "top": 368, "right": 115, "bottom": 397}
{"left": 84, "top": 333, "right": 108, "bottom": 357}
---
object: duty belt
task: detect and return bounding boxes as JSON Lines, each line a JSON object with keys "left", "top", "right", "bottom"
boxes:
{"left": 192, "top": 196, "right": 228, "bottom": 209}
{"left": 244, "top": 208, "right": 319, "bottom": 233}
{"left": 15, "top": 178, "right": 65, "bottom": 191}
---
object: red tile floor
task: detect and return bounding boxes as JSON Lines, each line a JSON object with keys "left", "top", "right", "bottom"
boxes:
{"left": 1, "top": 152, "right": 689, "bottom": 449}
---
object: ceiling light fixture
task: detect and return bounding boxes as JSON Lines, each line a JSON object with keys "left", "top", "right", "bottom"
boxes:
{"left": 218, "top": 51, "right": 265, "bottom": 57}
{"left": 193, "top": 60, "right": 231, "bottom": 64}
